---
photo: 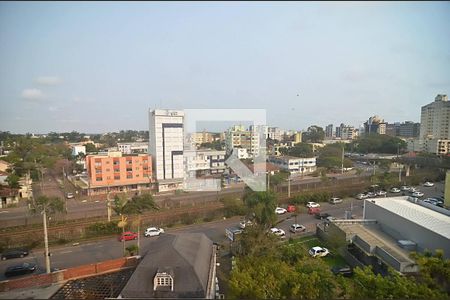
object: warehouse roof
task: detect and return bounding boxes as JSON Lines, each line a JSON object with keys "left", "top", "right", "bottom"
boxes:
{"left": 366, "top": 197, "right": 450, "bottom": 239}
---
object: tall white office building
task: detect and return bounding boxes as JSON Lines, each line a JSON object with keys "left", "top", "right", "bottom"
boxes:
{"left": 149, "top": 109, "right": 185, "bottom": 192}
{"left": 420, "top": 94, "right": 450, "bottom": 155}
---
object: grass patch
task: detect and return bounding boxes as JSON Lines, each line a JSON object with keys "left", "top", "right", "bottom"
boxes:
{"left": 289, "top": 236, "right": 348, "bottom": 267}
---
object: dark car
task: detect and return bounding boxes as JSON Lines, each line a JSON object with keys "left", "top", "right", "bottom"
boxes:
{"left": 331, "top": 266, "right": 353, "bottom": 277}
{"left": 1, "top": 248, "right": 29, "bottom": 260}
{"left": 315, "top": 212, "right": 331, "bottom": 220}
{"left": 4, "top": 263, "right": 37, "bottom": 277}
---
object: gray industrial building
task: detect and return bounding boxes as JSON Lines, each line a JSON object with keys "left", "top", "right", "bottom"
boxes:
{"left": 318, "top": 197, "right": 450, "bottom": 274}
{"left": 363, "top": 197, "right": 450, "bottom": 258}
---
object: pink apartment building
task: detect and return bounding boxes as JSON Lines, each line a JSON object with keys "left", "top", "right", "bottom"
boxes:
{"left": 85, "top": 152, "right": 153, "bottom": 195}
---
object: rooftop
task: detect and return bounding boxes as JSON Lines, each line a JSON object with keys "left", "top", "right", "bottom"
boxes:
{"left": 366, "top": 197, "right": 450, "bottom": 239}
{"left": 120, "top": 233, "right": 214, "bottom": 298}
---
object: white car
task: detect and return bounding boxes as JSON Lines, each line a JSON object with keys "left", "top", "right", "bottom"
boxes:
{"left": 390, "top": 188, "right": 401, "bottom": 193}
{"left": 290, "top": 224, "right": 306, "bottom": 233}
{"left": 356, "top": 193, "right": 368, "bottom": 200}
{"left": 401, "top": 186, "right": 411, "bottom": 191}
{"left": 144, "top": 227, "right": 164, "bottom": 237}
{"left": 423, "top": 182, "right": 434, "bottom": 187}
{"left": 269, "top": 227, "right": 285, "bottom": 237}
{"left": 377, "top": 190, "right": 387, "bottom": 196}
{"left": 66, "top": 193, "right": 74, "bottom": 199}
{"left": 275, "top": 207, "right": 287, "bottom": 215}
{"left": 309, "top": 246, "right": 330, "bottom": 258}
{"left": 306, "top": 202, "right": 320, "bottom": 208}
{"left": 409, "top": 187, "right": 418, "bottom": 193}
{"left": 412, "top": 191, "right": 424, "bottom": 197}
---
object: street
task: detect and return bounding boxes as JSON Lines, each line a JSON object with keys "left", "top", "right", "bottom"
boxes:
{"left": 0, "top": 198, "right": 363, "bottom": 281}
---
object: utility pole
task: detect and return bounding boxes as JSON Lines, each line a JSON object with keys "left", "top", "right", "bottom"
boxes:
{"left": 341, "top": 144, "right": 344, "bottom": 174}
{"left": 107, "top": 185, "right": 112, "bottom": 222}
{"left": 397, "top": 143, "right": 402, "bottom": 183}
{"left": 42, "top": 210, "right": 51, "bottom": 274}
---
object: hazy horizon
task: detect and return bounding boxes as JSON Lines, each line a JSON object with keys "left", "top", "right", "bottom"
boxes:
{"left": 1, "top": 2, "right": 449, "bottom": 134}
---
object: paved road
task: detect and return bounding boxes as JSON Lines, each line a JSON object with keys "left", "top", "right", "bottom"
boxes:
{"left": 0, "top": 198, "right": 363, "bottom": 281}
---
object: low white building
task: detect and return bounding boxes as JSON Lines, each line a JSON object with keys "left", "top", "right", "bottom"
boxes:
{"left": 117, "top": 142, "right": 148, "bottom": 154}
{"left": 71, "top": 145, "right": 86, "bottom": 157}
{"left": 268, "top": 155, "right": 316, "bottom": 174}
{"left": 232, "top": 148, "right": 249, "bottom": 160}
{"left": 184, "top": 149, "right": 226, "bottom": 178}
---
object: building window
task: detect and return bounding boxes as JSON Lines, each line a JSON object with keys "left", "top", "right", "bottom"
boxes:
{"left": 96, "top": 170, "right": 102, "bottom": 174}
{"left": 127, "top": 174, "right": 132, "bottom": 179}
{"left": 114, "top": 168, "right": 120, "bottom": 173}
{"left": 126, "top": 168, "right": 132, "bottom": 172}
{"left": 96, "top": 177, "right": 102, "bottom": 182}
{"left": 113, "top": 161, "right": 120, "bottom": 166}
{"left": 106, "top": 168, "right": 110, "bottom": 172}
{"left": 114, "top": 175, "right": 120, "bottom": 180}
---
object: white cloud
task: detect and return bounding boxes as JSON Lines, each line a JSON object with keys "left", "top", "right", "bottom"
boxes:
{"left": 48, "top": 106, "right": 59, "bottom": 112}
{"left": 34, "top": 76, "right": 62, "bottom": 86}
{"left": 21, "top": 88, "right": 46, "bottom": 100}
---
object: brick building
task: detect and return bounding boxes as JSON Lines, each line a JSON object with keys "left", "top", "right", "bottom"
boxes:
{"left": 85, "top": 151, "right": 153, "bottom": 195}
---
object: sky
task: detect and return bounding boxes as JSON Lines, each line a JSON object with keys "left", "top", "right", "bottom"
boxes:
{"left": 0, "top": 1, "right": 449, "bottom": 134}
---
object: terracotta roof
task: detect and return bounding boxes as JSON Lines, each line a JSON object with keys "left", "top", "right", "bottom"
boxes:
{"left": 0, "top": 186, "right": 19, "bottom": 197}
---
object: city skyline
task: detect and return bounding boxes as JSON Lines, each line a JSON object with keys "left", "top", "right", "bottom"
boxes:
{"left": 1, "top": 2, "right": 449, "bottom": 133}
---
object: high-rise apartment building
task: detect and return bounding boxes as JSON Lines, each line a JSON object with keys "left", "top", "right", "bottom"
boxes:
{"left": 149, "top": 109, "right": 185, "bottom": 192}
{"left": 325, "top": 124, "right": 334, "bottom": 139}
{"left": 364, "top": 116, "right": 386, "bottom": 135}
{"left": 420, "top": 94, "right": 450, "bottom": 155}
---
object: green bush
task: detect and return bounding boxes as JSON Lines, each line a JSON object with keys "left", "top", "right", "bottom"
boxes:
{"left": 86, "top": 221, "right": 121, "bottom": 237}
{"left": 221, "top": 197, "right": 246, "bottom": 218}
{"left": 290, "top": 191, "right": 331, "bottom": 204}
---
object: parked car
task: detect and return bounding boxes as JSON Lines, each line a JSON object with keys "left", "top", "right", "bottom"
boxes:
{"left": 287, "top": 205, "right": 296, "bottom": 213}
{"left": 315, "top": 212, "right": 331, "bottom": 220}
{"left": 118, "top": 231, "right": 138, "bottom": 241}
{"left": 329, "top": 197, "right": 342, "bottom": 204}
{"left": 409, "top": 187, "right": 418, "bottom": 193}
{"left": 326, "top": 216, "right": 337, "bottom": 222}
{"left": 356, "top": 193, "right": 368, "bottom": 200}
{"left": 309, "top": 246, "right": 329, "bottom": 258}
{"left": 269, "top": 227, "right": 285, "bottom": 237}
{"left": 144, "top": 227, "right": 164, "bottom": 237}
{"left": 1, "top": 248, "right": 29, "bottom": 260}
{"left": 423, "top": 182, "right": 434, "bottom": 187}
{"left": 308, "top": 207, "right": 321, "bottom": 215}
{"left": 275, "top": 207, "right": 287, "bottom": 215}
{"left": 66, "top": 192, "right": 74, "bottom": 199}
{"left": 239, "top": 220, "right": 253, "bottom": 229}
{"left": 366, "top": 192, "right": 377, "bottom": 198}
{"left": 331, "top": 265, "right": 353, "bottom": 277}
{"left": 401, "top": 186, "right": 411, "bottom": 191}
{"left": 290, "top": 224, "right": 306, "bottom": 233}
{"left": 377, "top": 190, "right": 387, "bottom": 196}
{"left": 390, "top": 187, "right": 401, "bottom": 193}
{"left": 306, "top": 202, "right": 320, "bottom": 208}
{"left": 412, "top": 191, "right": 424, "bottom": 198}
{"left": 4, "top": 263, "right": 37, "bottom": 277}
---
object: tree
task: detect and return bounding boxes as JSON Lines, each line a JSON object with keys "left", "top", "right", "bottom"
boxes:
{"left": 350, "top": 266, "right": 447, "bottom": 299}
{"left": 268, "top": 171, "right": 289, "bottom": 190}
{"left": 113, "top": 193, "right": 158, "bottom": 256}
{"left": 242, "top": 189, "right": 277, "bottom": 229}
{"left": 28, "top": 196, "right": 64, "bottom": 273}
{"left": 85, "top": 143, "right": 97, "bottom": 153}
{"left": 351, "top": 134, "right": 407, "bottom": 154}
{"left": 303, "top": 126, "right": 325, "bottom": 143}
{"left": 5, "top": 174, "right": 20, "bottom": 189}
{"left": 280, "top": 143, "right": 314, "bottom": 158}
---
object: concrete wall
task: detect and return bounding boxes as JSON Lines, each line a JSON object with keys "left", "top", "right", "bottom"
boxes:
{"left": 364, "top": 201, "right": 450, "bottom": 258}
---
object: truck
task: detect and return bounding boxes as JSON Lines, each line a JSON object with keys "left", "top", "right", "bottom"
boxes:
{"left": 225, "top": 226, "right": 243, "bottom": 242}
